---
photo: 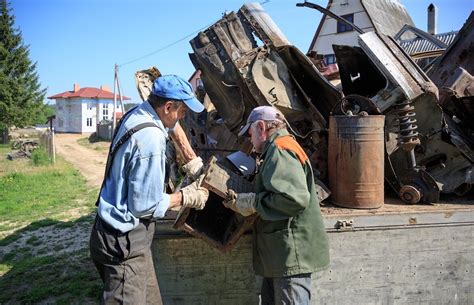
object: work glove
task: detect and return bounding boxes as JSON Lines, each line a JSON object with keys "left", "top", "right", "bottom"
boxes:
{"left": 182, "top": 157, "right": 204, "bottom": 181}
{"left": 223, "top": 190, "right": 257, "bottom": 216}
{"left": 181, "top": 174, "right": 209, "bottom": 210}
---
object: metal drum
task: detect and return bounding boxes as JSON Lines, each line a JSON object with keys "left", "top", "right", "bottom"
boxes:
{"left": 328, "top": 115, "right": 385, "bottom": 208}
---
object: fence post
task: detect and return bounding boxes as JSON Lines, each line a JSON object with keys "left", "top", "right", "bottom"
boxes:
{"left": 51, "top": 128, "right": 56, "bottom": 163}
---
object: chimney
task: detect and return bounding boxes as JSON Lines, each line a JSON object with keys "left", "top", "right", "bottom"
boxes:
{"left": 100, "top": 85, "right": 111, "bottom": 92}
{"left": 428, "top": 3, "right": 437, "bottom": 35}
{"left": 73, "top": 83, "right": 80, "bottom": 92}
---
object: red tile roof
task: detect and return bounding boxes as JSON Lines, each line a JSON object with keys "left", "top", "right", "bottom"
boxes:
{"left": 48, "top": 87, "right": 130, "bottom": 100}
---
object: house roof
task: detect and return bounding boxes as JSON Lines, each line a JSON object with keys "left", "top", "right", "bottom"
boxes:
{"left": 48, "top": 87, "right": 130, "bottom": 100}
{"left": 309, "top": 0, "right": 415, "bottom": 52}
{"left": 398, "top": 31, "right": 458, "bottom": 54}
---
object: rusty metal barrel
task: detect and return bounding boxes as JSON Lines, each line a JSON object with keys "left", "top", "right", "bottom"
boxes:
{"left": 328, "top": 115, "right": 385, "bottom": 208}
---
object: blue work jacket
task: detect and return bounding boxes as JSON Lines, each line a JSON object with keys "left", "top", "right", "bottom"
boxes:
{"left": 97, "top": 101, "right": 171, "bottom": 233}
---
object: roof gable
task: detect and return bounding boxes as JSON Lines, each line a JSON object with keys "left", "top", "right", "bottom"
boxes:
{"left": 309, "top": 0, "right": 415, "bottom": 52}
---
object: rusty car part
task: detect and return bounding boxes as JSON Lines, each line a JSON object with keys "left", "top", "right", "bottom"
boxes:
{"left": 332, "top": 31, "right": 473, "bottom": 202}
{"left": 188, "top": 2, "right": 342, "bottom": 182}
{"left": 174, "top": 156, "right": 256, "bottom": 252}
{"left": 328, "top": 115, "right": 385, "bottom": 209}
{"left": 183, "top": 3, "right": 472, "bottom": 204}
{"left": 427, "top": 12, "right": 474, "bottom": 129}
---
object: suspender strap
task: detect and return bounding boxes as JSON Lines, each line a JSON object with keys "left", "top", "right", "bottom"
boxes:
{"left": 95, "top": 107, "right": 159, "bottom": 206}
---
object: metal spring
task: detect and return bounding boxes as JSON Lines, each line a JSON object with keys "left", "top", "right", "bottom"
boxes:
{"left": 394, "top": 100, "right": 420, "bottom": 149}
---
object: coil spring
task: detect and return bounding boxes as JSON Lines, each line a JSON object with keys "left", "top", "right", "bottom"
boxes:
{"left": 395, "top": 100, "right": 420, "bottom": 150}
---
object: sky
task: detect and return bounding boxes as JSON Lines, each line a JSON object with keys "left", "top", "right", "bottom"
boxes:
{"left": 9, "top": 0, "right": 474, "bottom": 104}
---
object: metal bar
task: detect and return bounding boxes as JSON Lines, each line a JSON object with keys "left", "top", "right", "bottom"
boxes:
{"left": 394, "top": 24, "right": 448, "bottom": 48}
{"left": 296, "top": 1, "right": 365, "bottom": 34}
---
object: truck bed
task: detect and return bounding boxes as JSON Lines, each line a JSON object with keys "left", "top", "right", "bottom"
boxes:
{"left": 152, "top": 194, "right": 473, "bottom": 304}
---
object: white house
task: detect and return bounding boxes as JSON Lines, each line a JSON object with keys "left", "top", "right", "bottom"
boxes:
{"left": 48, "top": 83, "right": 130, "bottom": 133}
{"left": 308, "top": 0, "right": 415, "bottom": 65}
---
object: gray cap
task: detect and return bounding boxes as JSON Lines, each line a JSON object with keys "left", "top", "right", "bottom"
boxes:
{"left": 238, "top": 106, "right": 283, "bottom": 136}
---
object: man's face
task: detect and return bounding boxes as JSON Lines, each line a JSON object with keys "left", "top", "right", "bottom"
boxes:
{"left": 249, "top": 120, "right": 266, "bottom": 153}
{"left": 162, "top": 102, "right": 188, "bottom": 128}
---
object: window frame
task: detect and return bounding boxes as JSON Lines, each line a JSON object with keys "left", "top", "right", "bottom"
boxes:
{"left": 337, "top": 13, "right": 354, "bottom": 33}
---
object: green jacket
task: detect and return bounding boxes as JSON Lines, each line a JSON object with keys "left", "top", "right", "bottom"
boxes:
{"left": 252, "top": 129, "right": 330, "bottom": 277}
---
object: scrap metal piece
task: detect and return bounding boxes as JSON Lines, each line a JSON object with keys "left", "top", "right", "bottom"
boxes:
{"left": 334, "top": 31, "right": 472, "bottom": 201}
{"left": 174, "top": 156, "right": 256, "bottom": 252}
{"left": 427, "top": 12, "right": 474, "bottom": 129}
{"left": 399, "top": 185, "right": 422, "bottom": 204}
{"left": 189, "top": 2, "right": 342, "bottom": 183}
{"left": 135, "top": 67, "right": 161, "bottom": 102}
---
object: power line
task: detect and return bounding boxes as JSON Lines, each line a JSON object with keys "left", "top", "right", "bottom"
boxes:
{"left": 118, "top": 1, "right": 271, "bottom": 67}
{"left": 118, "top": 21, "right": 216, "bottom": 67}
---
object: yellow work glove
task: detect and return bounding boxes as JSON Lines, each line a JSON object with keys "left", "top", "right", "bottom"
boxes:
{"left": 223, "top": 190, "right": 257, "bottom": 216}
{"left": 182, "top": 157, "right": 204, "bottom": 181}
{"left": 181, "top": 175, "right": 209, "bottom": 210}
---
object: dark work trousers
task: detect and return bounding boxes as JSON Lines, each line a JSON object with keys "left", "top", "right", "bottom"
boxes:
{"left": 89, "top": 215, "right": 162, "bottom": 305}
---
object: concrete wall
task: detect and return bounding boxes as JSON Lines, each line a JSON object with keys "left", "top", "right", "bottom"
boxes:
{"left": 152, "top": 223, "right": 473, "bottom": 305}
{"left": 54, "top": 98, "right": 82, "bottom": 133}
{"left": 54, "top": 98, "right": 120, "bottom": 133}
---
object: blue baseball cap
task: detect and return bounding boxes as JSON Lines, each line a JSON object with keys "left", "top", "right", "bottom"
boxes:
{"left": 238, "top": 106, "right": 284, "bottom": 136}
{"left": 151, "top": 74, "right": 204, "bottom": 113}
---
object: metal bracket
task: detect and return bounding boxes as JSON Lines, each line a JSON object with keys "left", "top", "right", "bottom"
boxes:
{"left": 335, "top": 219, "right": 354, "bottom": 230}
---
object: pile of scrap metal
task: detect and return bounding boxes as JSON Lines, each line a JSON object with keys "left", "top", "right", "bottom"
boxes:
{"left": 169, "top": 3, "right": 473, "bottom": 204}
{"left": 7, "top": 139, "right": 39, "bottom": 160}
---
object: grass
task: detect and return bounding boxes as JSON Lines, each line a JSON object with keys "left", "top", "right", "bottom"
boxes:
{"left": 30, "top": 145, "right": 52, "bottom": 166}
{"left": 77, "top": 136, "right": 110, "bottom": 152}
{"left": 0, "top": 161, "right": 96, "bottom": 233}
{"left": 0, "top": 143, "right": 101, "bottom": 304}
{"left": 0, "top": 244, "right": 100, "bottom": 304}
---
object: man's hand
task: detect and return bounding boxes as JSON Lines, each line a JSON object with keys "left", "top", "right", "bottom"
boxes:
{"left": 182, "top": 157, "right": 204, "bottom": 180}
{"left": 181, "top": 175, "right": 209, "bottom": 210}
{"left": 223, "top": 190, "right": 257, "bottom": 216}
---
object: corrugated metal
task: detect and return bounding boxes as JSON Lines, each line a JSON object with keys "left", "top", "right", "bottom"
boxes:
{"left": 361, "top": 0, "right": 415, "bottom": 37}
{"left": 399, "top": 31, "right": 458, "bottom": 54}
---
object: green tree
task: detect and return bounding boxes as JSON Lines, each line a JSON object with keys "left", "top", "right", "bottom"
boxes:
{"left": 0, "top": 0, "right": 47, "bottom": 131}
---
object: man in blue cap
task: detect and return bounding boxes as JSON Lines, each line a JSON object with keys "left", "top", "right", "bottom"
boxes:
{"left": 90, "top": 74, "right": 209, "bottom": 304}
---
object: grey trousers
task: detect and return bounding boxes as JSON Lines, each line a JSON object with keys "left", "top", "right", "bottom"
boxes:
{"left": 260, "top": 273, "right": 312, "bottom": 305}
{"left": 89, "top": 215, "right": 162, "bottom": 305}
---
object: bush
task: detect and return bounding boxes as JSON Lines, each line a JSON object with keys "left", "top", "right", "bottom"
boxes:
{"left": 30, "top": 146, "right": 51, "bottom": 166}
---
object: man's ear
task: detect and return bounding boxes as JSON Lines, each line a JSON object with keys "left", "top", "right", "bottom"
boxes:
{"left": 164, "top": 101, "right": 173, "bottom": 114}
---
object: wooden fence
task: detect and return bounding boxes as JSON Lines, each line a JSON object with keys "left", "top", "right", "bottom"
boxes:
{"left": 39, "top": 130, "right": 56, "bottom": 163}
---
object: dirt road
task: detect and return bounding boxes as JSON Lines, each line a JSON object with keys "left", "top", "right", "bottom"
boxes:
{"left": 54, "top": 133, "right": 108, "bottom": 187}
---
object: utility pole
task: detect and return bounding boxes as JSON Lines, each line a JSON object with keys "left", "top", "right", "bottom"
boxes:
{"left": 112, "top": 64, "right": 118, "bottom": 136}
{"left": 112, "top": 64, "right": 126, "bottom": 136}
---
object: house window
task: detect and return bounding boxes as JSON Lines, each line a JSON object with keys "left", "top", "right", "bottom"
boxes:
{"left": 86, "top": 118, "right": 93, "bottom": 127}
{"left": 337, "top": 14, "right": 354, "bottom": 33}
{"left": 102, "top": 104, "right": 109, "bottom": 121}
{"left": 88, "top": 103, "right": 94, "bottom": 110}
{"left": 324, "top": 54, "right": 336, "bottom": 65}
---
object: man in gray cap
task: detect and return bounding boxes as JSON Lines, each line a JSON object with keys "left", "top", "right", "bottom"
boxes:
{"left": 90, "top": 74, "right": 209, "bottom": 304}
{"left": 224, "top": 105, "right": 329, "bottom": 305}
